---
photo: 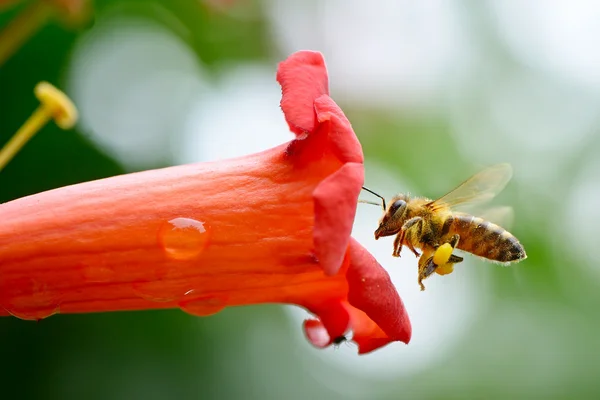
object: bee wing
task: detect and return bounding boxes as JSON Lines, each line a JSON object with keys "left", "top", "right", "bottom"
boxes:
{"left": 427, "top": 163, "right": 513, "bottom": 211}
{"left": 478, "top": 206, "right": 515, "bottom": 230}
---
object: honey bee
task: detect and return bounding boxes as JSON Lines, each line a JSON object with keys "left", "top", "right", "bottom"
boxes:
{"left": 362, "top": 163, "right": 527, "bottom": 291}
{"left": 331, "top": 334, "right": 355, "bottom": 349}
{"left": 332, "top": 335, "right": 348, "bottom": 347}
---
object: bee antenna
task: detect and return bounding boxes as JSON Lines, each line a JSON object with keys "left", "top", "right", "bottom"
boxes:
{"left": 361, "top": 186, "right": 386, "bottom": 210}
{"left": 359, "top": 200, "right": 383, "bottom": 207}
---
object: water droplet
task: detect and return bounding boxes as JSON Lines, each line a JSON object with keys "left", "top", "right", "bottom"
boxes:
{"left": 178, "top": 291, "right": 227, "bottom": 317}
{"left": 4, "top": 304, "right": 60, "bottom": 321}
{"left": 158, "top": 218, "right": 210, "bottom": 261}
{"left": 1, "top": 278, "right": 61, "bottom": 321}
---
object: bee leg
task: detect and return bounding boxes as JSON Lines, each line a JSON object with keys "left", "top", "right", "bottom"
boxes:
{"left": 392, "top": 231, "right": 405, "bottom": 257}
{"left": 407, "top": 243, "right": 421, "bottom": 258}
{"left": 401, "top": 217, "right": 423, "bottom": 257}
{"left": 445, "top": 234, "right": 463, "bottom": 264}
{"left": 417, "top": 253, "right": 435, "bottom": 291}
{"left": 423, "top": 257, "right": 437, "bottom": 278}
{"left": 448, "top": 234, "right": 460, "bottom": 249}
{"left": 448, "top": 255, "right": 463, "bottom": 263}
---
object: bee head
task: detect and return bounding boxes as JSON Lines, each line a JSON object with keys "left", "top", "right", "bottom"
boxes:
{"left": 374, "top": 194, "right": 409, "bottom": 239}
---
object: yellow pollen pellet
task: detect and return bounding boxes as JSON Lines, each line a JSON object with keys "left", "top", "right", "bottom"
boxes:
{"left": 435, "top": 263, "right": 454, "bottom": 275}
{"left": 433, "top": 243, "right": 453, "bottom": 266}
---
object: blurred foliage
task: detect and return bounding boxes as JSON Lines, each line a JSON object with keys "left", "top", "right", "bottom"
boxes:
{"left": 2, "top": 1, "right": 600, "bottom": 399}
{"left": 96, "top": 0, "right": 271, "bottom": 67}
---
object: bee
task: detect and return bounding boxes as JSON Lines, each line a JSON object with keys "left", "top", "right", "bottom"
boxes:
{"left": 331, "top": 335, "right": 348, "bottom": 347}
{"left": 362, "top": 163, "right": 526, "bottom": 291}
{"left": 331, "top": 334, "right": 355, "bottom": 349}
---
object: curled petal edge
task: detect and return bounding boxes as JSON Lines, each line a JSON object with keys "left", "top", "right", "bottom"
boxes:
{"left": 303, "top": 319, "right": 332, "bottom": 348}
{"left": 313, "top": 162, "right": 363, "bottom": 276}
{"left": 302, "top": 240, "right": 411, "bottom": 354}
{"left": 277, "top": 50, "right": 329, "bottom": 136}
{"left": 346, "top": 238, "right": 412, "bottom": 345}
{"left": 314, "top": 95, "right": 363, "bottom": 164}
{"left": 302, "top": 299, "right": 404, "bottom": 354}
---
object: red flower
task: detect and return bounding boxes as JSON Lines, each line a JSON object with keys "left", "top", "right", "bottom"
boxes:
{"left": 0, "top": 51, "right": 411, "bottom": 353}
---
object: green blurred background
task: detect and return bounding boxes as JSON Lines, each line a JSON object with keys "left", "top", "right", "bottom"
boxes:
{"left": 2, "top": 0, "right": 600, "bottom": 399}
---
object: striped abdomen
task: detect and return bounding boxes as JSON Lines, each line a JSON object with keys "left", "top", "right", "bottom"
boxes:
{"left": 447, "top": 214, "right": 526, "bottom": 264}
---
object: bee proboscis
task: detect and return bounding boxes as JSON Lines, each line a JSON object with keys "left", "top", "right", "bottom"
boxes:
{"left": 363, "top": 163, "right": 527, "bottom": 291}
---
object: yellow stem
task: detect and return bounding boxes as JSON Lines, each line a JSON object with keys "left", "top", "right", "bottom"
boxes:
{"left": 0, "top": 1, "right": 54, "bottom": 67}
{"left": 0, "top": 106, "right": 51, "bottom": 172}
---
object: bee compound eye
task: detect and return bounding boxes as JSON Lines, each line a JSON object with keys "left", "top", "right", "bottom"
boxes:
{"left": 389, "top": 199, "right": 406, "bottom": 215}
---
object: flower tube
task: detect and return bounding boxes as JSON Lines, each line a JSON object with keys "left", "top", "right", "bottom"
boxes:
{"left": 0, "top": 51, "right": 411, "bottom": 353}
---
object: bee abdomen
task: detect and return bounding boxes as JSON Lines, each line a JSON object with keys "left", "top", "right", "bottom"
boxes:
{"left": 449, "top": 214, "right": 526, "bottom": 263}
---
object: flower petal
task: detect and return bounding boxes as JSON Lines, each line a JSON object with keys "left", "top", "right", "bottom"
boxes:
{"left": 277, "top": 51, "right": 329, "bottom": 136}
{"left": 346, "top": 307, "right": 396, "bottom": 354}
{"left": 313, "top": 162, "right": 364, "bottom": 276}
{"left": 314, "top": 95, "right": 363, "bottom": 164}
{"left": 303, "top": 318, "right": 331, "bottom": 348}
{"left": 303, "top": 301, "right": 403, "bottom": 354}
{"left": 346, "top": 238, "right": 412, "bottom": 344}
{"left": 309, "top": 299, "right": 350, "bottom": 338}
{"left": 302, "top": 300, "right": 351, "bottom": 348}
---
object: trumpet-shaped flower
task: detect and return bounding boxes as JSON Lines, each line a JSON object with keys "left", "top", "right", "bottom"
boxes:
{"left": 0, "top": 51, "right": 411, "bottom": 353}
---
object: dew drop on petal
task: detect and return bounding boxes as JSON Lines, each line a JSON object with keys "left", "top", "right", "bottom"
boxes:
{"left": 158, "top": 218, "right": 211, "bottom": 260}
{"left": 0, "top": 279, "right": 61, "bottom": 321}
{"left": 178, "top": 290, "right": 227, "bottom": 317}
{"left": 4, "top": 304, "right": 61, "bottom": 321}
